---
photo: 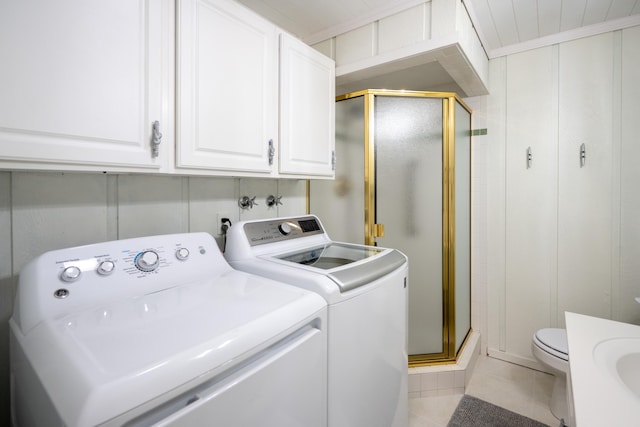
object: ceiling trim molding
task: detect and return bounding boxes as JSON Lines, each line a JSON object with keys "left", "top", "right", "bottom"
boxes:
{"left": 303, "top": 0, "right": 428, "bottom": 45}
{"left": 488, "top": 15, "right": 640, "bottom": 59}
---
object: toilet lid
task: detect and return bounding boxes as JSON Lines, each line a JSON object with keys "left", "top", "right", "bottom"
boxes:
{"left": 535, "top": 328, "right": 568, "bottom": 359}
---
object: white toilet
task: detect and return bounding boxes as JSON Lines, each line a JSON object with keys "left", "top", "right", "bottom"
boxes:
{"left": 532, "top": 328, "right": 569, "bottom": 423}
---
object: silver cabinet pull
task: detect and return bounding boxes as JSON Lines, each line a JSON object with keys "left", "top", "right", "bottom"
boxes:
{"left": 268, "top": 139, "right": 275, "bottom": 166}
{"left": 331, "top": 150, "right": 336, "bottom": 171}
{"left": 151, "top": 121, "right": 162, "bottom": 158}
{"left": 526, "top": 146, "right": 532, "bottom": 169}
{"left": 580, "top": 143, "right": 586, "bottom": 167}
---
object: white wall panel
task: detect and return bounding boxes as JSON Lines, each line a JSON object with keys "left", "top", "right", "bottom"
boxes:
{"left": 619, "top": 25, "right": 640, "bottom": 324}
{"left": 117, "top": 175, "right": 189, "bottom": 238}
{"left": 504, "top": 46, "right": 558, "bottom": 360}
{"left": 188, "top": 177, "right": 238, "bottom": 244}
{"left": 12, "top": 172, "right": 109, "bottom": 271}
{"left": 557, "top": 32, "right": 614, "bottom": 326}
{"left": 0, "top": 172, "right": 11, "bottom": 427}
{"left": 335, "top": 24, "right": 375, "bottom": 65}
{"left": 238, "top": 178, "right": 278, "bottom": 221}
{"left": 276, "top": 180, "right": 308, "bottom": 218}
{"left": 378, "top": 4, "right": 426, "bottom": 54}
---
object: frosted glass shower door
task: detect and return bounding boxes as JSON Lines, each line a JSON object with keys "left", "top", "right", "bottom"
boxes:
{"left": 374, "top": 96, "right": 444, "bottom": 355}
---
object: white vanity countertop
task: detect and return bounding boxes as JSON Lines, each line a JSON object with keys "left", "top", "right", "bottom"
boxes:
{"left": 566, "top": 312, "right": 640, "bottom": 426}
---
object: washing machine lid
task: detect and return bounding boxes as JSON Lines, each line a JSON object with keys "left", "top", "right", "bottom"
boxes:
{"left": 15, "top": 271, "right": 325, "bottom": 427}
{"left": 535, "top": 328, "right": 568, "bottom": 359}
{"left": 272, "top": 243, "right": 406, "bottom": 292}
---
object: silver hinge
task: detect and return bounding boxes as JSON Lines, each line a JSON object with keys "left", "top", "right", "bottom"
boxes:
{"left": 331, "top": 150, "right": 336, "bottom": 171}
{"left": 151, "top": 121, "right": 162, "bottom": 158}
{"left": 268, "top": 139, "right": 275, "bottom": 166}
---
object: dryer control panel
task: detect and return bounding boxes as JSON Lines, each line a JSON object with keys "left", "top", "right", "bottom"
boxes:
{"left": 243, "top": 216, "right": 325, "bottom": 246}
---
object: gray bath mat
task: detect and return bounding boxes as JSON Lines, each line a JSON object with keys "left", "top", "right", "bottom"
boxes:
{"left": 448, "top": 395, "right": 552, "bottom": 427}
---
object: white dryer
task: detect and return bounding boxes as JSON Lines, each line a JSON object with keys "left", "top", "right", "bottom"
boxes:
{"left": 10, "top": 232, "right": 327, "bottom": 427}
{"left": 224, "top": 215, "right": 408, "bottom": 427}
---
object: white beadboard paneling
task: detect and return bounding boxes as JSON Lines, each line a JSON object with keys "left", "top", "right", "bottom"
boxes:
{"left": 117, "top": 175, "right": 188, "bottom": 238}
{"left": 537, "top": 0, "right": 562, "bottom": 36}
{"left": 512, "top": 0, "right": 538, "bottom": 42}
{"left": 560, "top": 0, "right": 587, "bottom": 32}
{"left": 12, "top": 172, "right": 109, "bottom": 272}
{"left": 583, "top": 0, "right": 611, "bottom": 26}
{"left": 238, "top": 178, "right": 278, "bottom": 221}
{"left": 276, "top": 180, "right": 308, "bottom": 217}
{"left": 607, "top": 0, "right": 638, "bottom": 20}
{"left": 378, "top": 4, "right": 426, "bottom": 54}
{"left": 188, "top": 177, "right": 238, "bottom": 239}
{"left": 486, "top": 0, "right": 518, "bottom": 46}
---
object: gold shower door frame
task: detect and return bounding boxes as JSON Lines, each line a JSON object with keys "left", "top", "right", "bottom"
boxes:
{"left": 335, "top": 89, "right": 472, "bottom": 365}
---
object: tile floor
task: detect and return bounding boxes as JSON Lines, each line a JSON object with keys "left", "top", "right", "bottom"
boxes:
{"left": 409, "top": 354, "right": 560, "bottom": 427}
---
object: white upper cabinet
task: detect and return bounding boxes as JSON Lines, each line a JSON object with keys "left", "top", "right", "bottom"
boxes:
{"left": 0, "top": 0, "right": 172, "bottom": 172}
{"left": 176, "top": 0, "right": 278, "bottom": 175}
{"left": 279, "top": 33, "right": 335, "bottom": 178}
{"left": 177, "top": 0, "right": 335, "bottom": 178}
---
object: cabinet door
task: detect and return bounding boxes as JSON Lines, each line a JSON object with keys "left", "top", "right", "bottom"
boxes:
{"left": 557, "top": 33, "right": 614, "bottom": 326}
{"left": 504, "top": 46, "right": 558, "bottom": 359}
{"left": 279, "top": 33, "right": 335, "bottom": 177}
{"left": 0, "top": 0, "right": 170, "bottom": 172}
{"left": 177, "top": 0, "right": 277, "bottom": 174}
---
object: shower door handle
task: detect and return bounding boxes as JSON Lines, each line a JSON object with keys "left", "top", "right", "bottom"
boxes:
{"left": 373, "top": 223, "right": 385, "bottom": 238}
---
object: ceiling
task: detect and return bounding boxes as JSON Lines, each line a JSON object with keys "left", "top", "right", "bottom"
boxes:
{"left": 236, "top": 0, "right": 640, "bottom": 58}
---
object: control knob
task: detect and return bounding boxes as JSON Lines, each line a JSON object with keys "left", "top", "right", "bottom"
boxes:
{"left": 135, "top": 250, "right": 160, "bottom": 272}
{"left": 97, "top": 260, "right": 116, "bottom": 276}
{"left": 176, "top": 248, "right": 190, "bottom": 261}
{"left": 278, "top": 222, "right": 292, "bottom": 235}
{"left": 60, "top": 266, "right": 81, "bottom": 282}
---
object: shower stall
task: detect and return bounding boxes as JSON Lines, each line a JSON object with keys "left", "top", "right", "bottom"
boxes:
{"left": 309, "top": 90, "right": 471, "bottom": 364}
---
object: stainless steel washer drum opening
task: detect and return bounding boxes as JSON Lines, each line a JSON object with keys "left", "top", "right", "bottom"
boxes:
{"left": 275, "top": 243, "right": 406, "bottom": 292}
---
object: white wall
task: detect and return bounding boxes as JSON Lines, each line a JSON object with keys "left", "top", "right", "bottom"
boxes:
{"left": 485, "top": 25, "right": 640, "bottom": 369}
{"left": 0, "top": 171, "right": 307, "bottom": 424}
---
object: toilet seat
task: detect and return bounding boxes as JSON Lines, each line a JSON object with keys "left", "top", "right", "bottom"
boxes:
{"left": 534, "top": 328, "right": 568, "bottom": 361}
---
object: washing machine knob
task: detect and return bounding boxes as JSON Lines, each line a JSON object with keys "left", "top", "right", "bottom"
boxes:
{"left": 61, "top": 266, "right": 81, "bottom": 282}
{"left": 97, "top": 260, "right": 116, "bottom": 276}
{"left": 278, "top": 222, "right": 292, "bottom": 235}
{"left": 135, "top": 250, "right": 160, "bottom": 272}
{"left": 176, "top": 247, "right": 190, "bottom": 261}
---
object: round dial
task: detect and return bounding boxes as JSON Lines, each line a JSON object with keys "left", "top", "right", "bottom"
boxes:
{"left": 135, "top": 250, "right": 160, "bottom": 272}
{"left": 278, "top": 222, "right": 292, "bottom": 235}
{"left": 176, "top": 248, "right": 190, "bottom": 261}
{"left": 60, "top": 266, "right": 81, "bottom": 282}
{"left": 97, "top": 260, "right": 115, "bottom": 276}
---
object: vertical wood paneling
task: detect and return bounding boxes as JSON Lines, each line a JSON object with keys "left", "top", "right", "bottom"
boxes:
{"left": 276, "top": 180, "right": 308, "bottom": 217}
{"left": 504, "top": 46, "right": 558, "bottom": 358}
{"left": 117, "top": 175, "right": 189, "bottom": 238}
{"left": 188, "top": 177, "right": 238, "bottom": 242}
{"left": 12, "top": 172, "right": 109, "bottom": 271}
{"left": 0, "top": 172, "right": 12, "bottom": 427}
{"left": 557, "top": 32, "right": 614, "bottom": 326}
{"left": 619, "top": 25, "right": 640, "bottom": 324}
{"left": 238, "top": 178, "right": 278, "bottom": 221}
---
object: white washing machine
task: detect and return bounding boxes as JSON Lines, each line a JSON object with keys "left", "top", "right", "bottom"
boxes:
{"left": 224, "top": 215, "right": 408, "bottom": 427}
{"left": 10, "top": 232, "right": 327, "bottom": 427}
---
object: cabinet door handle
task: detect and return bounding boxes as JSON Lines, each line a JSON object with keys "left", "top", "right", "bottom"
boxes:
{"left": 332, "top": 150, "right": 336, "bottom": 171}
{"left": 526, "top": 146, "right": 532, "bottom": 169}
{"left": 268, "top": 139, "right": 275, "bottom": 166}
{"left": 151, "top": 121, "right": 162, "bottom": 158}
{"left": 580, "top": 143, "right": 586, "bottom": 167}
